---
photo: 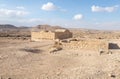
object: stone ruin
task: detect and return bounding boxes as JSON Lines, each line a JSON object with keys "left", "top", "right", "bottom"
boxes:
{"left": 49, "top": 38, "right": 109, "bottom": 54}
{"left": 31, "top": 29, "right": 120, "bottom": 54}
{"left": 31, "top": 29, "right": 72, "bottom": 41}
{"left": 52, "top": 38, "right": 120, "bottom": 54}
{"left": 60, "top": 38, "right": 108, "bottom": 51}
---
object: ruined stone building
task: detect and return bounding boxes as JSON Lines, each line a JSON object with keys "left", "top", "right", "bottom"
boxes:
{"left": 31, "top": 29, "right": 72, "bottom": 41}
{"left": 61, "top": 39, "right": 108, "bottom": 51}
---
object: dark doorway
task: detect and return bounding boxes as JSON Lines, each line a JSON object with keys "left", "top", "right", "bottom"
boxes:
{"left": 109, "top": 43, "right": 120, "bottom": 49}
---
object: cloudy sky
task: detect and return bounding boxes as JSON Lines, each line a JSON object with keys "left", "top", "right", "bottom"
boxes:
{"left": 0, "top": 0, "right": 120, "bottom": 30}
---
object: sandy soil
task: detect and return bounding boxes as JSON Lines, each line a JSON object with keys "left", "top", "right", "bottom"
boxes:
{"left": 0, "top": 38, "right": 120, "bottom": 79}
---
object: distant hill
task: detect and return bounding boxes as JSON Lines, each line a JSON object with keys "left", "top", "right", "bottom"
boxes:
{"left": 0, "top": 24, "right": 31, "bottom": 37}
{"left": 0, "top": 24, "right": 17, "bottom": 29}
{"left": 0, "top": 24, "right": 31, "bottom": 32}
{"left": 32, "top": 24, "right": 64, "bottom": 31}
{"left": 0, "top": 24, "right": 64, "bottom": 32}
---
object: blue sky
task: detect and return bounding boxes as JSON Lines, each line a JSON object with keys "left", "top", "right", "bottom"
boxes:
{"left": 0, "top": 0, "right": 120, "bottom": 30}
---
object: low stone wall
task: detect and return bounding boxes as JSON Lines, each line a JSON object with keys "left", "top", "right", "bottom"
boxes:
{"left": 62, "top": 39, "right": 108, "bottom": 51}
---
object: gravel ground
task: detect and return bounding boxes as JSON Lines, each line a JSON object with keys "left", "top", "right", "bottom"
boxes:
{"left": 0, "top": 38, "right": 120, "bottom": 79}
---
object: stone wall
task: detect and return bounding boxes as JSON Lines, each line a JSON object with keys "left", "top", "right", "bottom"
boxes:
{"left": 31, "top": 31, "right": 55, "bottom": 41}
{"left": 55, "top": 31, "right": 72, "bottom": 39}
{"left": 61, "top": 39, "right": 108, "bottom": 51}
{"left": 31, "top": 29, "right": 73, "bottom": 41}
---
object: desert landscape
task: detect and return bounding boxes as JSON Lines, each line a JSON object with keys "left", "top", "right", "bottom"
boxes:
{"left": 0, "top": 24, "right": 120, "bottom": 79}
{"left": 0, "top": 0, "right": 120, "bottom": 78}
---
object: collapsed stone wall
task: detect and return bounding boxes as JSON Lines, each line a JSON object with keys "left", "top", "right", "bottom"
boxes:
{"left": 61, "top": 39, "right": 108, "bottom": 51}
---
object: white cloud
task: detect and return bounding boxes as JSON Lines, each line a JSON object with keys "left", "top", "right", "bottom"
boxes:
{"left": 41, "top": 2, "right": 57, "bottom": 11}
{"left": 0, "top": 8, "right": 29, "bottom": 17}
{"left": 74, "top": 14, "right": 83, "bottom": 20}
{"left": 91, "top": 5, "right": 119, "bottom": 12}
{"left": 16, "top": 6, "right": 25, "bottom": 10}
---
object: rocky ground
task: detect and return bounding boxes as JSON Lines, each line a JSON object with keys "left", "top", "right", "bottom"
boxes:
{"left": 0, "top": 37, "right": 120, "bottom": 79}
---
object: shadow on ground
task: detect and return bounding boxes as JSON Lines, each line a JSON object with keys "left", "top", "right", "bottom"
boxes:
{"left": 20, "top": 48, "right": 43, "bottom": 53}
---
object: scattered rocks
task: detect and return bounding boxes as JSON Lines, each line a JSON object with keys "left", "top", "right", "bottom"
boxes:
{"left": 108, "top": 73, "right": 116, "bottom": 78}
{"left": 0, "top": 76, "right": 12, "bottom": 79}
{"left": 49, "top": 47, "right": 62, "bottom": 53}
{"left": 49, "top": 41, "right": 62, "bottom": 53}
{"left": 100, "top": 51, "right": 106, "bottom": 55}
{"left": 110, "top": 74, "right": 116, "bottom": 78}
{"left": 100, "top": 51, "right": 112, "bottom": 55}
